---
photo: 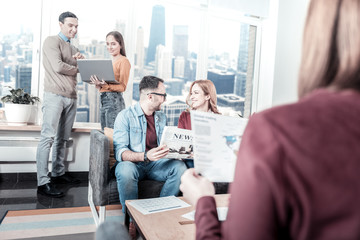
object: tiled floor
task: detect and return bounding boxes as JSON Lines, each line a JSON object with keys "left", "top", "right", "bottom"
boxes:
{"left": 0, "top": 172, "right": 89, "bottom": 223}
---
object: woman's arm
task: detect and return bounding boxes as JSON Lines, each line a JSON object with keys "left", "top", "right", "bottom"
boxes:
{"left": 182, "top": 113, "right": 285, "bottom": 239}
{"left": 101, "top": 57, "right": 131, "bottom": 92}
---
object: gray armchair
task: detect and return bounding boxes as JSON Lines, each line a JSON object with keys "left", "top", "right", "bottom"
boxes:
{"left": 88, "top": 129, "right": 164, "bottom": 226}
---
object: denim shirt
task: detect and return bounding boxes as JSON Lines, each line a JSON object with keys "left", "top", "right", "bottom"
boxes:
{"left": 113, "top": 102, "right": 166, "bottom": 162}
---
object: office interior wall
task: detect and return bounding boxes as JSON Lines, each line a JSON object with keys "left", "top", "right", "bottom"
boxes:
{"left": 271, "top": 0, "right": 310, "bottom": 106}
{"left": 0, "top": 131, "right": 90, "bottom": 173}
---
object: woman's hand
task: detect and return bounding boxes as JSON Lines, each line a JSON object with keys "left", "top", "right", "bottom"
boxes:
{"left": 180, "top": 168, "right": 215, "bottom": 206}
{"left": 90, "top": 75, "right": 107, "bottom": 90}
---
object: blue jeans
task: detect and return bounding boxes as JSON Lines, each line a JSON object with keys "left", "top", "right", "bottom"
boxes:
{"left": 184, "top": 159, "right": 194, "bottom": 168}
{"left": 100, "top": 92, "right": 125, "bottom": 130}
{"left": 114, "top": 159, "right": 187, "bottom": 213}
{"left": 36, "top": 92, "right": 77, "bottom": 186}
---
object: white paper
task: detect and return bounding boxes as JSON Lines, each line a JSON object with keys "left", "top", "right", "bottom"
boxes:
{"left": 182, "top": 207, "right": 228, "bottom": 221}
{"left": 191, "top": 111, "right": 248, "bottom": 182}
{"left": 127, "top": 196, "right": 191, "bottom": 215}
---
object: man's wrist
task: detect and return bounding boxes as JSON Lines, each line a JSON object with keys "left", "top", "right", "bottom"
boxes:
{"left": 144, "top": 151, "right": 149, "bottom": 162}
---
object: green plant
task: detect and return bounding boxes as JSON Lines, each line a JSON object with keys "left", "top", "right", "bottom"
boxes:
{"left": 1, "top": 86, "right": 40, "bottom": 105}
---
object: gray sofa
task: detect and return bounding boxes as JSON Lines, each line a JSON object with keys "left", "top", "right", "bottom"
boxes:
{"left": 88, "top": 129, "right": 229, "bottom": 226}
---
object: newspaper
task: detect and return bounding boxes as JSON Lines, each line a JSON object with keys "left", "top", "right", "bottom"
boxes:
{"left": 191, "top": 111, "right": 248, "bottom": 182}
{"left": 160, "top": 126, "right": 193, "bottom": 159}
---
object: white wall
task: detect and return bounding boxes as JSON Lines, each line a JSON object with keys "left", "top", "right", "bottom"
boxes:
{"left": 257, "top": 0, "right": 310, "bottom": 111}
{"left": 0, "top": 131, "right": 90, "bottom": 173}
{"left": 272, "top": 0, "right": 310, "bottom": 106}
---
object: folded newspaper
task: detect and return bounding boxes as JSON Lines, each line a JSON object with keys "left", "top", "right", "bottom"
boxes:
{"left": 160, "top": 126, "right": 193, "bottom": 159}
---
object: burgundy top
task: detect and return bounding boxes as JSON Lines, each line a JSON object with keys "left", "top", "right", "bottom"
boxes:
{"left": 178, "top": 111, "right": 191, "bottom": 130}
{"left": 145, "top": 114, "right": 157, "bottom": 151}
{"left": 195, "top": 89, "right": 360, "bottom": 240}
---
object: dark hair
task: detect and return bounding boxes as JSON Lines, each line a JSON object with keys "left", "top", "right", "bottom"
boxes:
{"left": 298, "top": 0, "right": 360, "bottom": 98}
{"left": 106, "top": 31, "right": 126, "bottom": 57}
{"left": 139, "top": 76, "right": 164, "bottom": 93}
{"left": 59, "top": 11, "right": 78, "bottom": 23}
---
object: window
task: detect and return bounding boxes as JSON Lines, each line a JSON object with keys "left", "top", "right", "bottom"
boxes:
{"left": 207, "top": 16, "right": 258, "bottom": 118}
{"left": 132, "top": 0, "right": 201, "bottom": 125}
{"left": 0, "top": 0, "right": 41, "bottom": 108}
{"left": 1, "top": 0, "right": 262, "bottom": 125}
{"left": 42, "top": 0, "right": 130, "bottom": 123}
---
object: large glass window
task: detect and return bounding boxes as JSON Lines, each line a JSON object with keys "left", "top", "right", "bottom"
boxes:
{"left": 207, "top": 16, "right": 258, "bottom": 118}
{"left": 132, "top": 1, "right": 201, "bottom": 126}
{"left": 0, "top": 0, "right": 41, "bottom": 108}
{"left": 1, "top": 0, "right": 261, "bottom": 125}
{"left": 43, "top": 1, "right": 130, "bottom": 123}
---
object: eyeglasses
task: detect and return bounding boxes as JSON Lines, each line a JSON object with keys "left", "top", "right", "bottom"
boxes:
{"left": 147, "top": 92, "right": 167, "bottom": 99}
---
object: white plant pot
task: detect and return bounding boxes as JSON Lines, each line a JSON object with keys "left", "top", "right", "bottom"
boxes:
{"left": 4, "top": 103, "right": 33, "bottom": 126}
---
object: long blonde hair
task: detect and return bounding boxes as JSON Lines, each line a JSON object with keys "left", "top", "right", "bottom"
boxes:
{"left": 186, "top": 80, "right": 220, "bottom": 114}
{"left": 298, "top": 0, "right": 360, "bottom": 98}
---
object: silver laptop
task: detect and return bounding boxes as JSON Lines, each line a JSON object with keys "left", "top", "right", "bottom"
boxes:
{"left": 77, "top": 59, "right": 119, "bottom": 84}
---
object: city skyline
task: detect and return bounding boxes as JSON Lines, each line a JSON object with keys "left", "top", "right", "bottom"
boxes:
{"left": 1, "top": 3, "right": 255, "bottom": 122}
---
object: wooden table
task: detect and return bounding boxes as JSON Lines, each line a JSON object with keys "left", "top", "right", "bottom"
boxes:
{"left": 125, "top": 194, "right": 229, "bottom": 240}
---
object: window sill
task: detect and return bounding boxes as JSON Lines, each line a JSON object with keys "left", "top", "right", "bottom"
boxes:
{"left": 0, "top": 121, "right": 101, "bottom": 133}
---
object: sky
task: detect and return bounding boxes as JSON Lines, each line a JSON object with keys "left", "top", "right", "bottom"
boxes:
{"left": 0, "top": 1, "right": 41, "bottom": 36}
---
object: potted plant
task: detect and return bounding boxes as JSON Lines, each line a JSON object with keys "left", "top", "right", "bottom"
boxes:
{"left": 1, "top": 86, "right": 40, "bottom": 126}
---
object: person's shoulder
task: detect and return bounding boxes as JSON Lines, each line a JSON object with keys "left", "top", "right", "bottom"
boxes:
{"left": 120, "top": 104, "right": 135, "bottom": 115}
{"left": 115, "top": 56, "right": 131, "bottom": 65}
{"left": 44, "top": 35, "right": 60, "bottom": 43}
{"left": 154, "top": 110, "right": 167, "bottom": 122}
{"left": 155, "top": 110, "right": 166, "bottom": 117}
{"left": 182, "top": 110, "right": 190, "bottom": 115}
{"left": 115, "top": 105, "right": 135, "bottom": 126}
{"left": 43, "top": 35, "right": 61, "bottom": 47}
{"left": 180, "top": 111, "right": 190, "bottom": 119}
{"left": 249, "top": 89, "right": 338, "bottom": 131}
{"left": 251, "top": 101, "right": 301, "bottom": 126}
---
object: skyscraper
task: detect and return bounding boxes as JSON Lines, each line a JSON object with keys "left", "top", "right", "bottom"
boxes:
{"left": 155, "top": 45, "right": 172, "bottom": 80}
{"left": 146, "top": 5, "right": 165, "bottom": 65}
{"left": 244, "top": 26, "right": 257, "bottom": 118}
{"left": 135, "top": 27, "right": 145, "bottom": 70}
{"left": 235, "top": 24, "right": 249, "bottom": 98}
{"left": 164, "top": 78, "right": 184, "bottom": 96}
{"left": 15, "top": 64, "right": 32, "bottom": 94}
{"left": 172, "top": 25, "right": 188, "bottom": 59}
{"left": 115, "top": 20, "right": 126, "bottom": 35}
{"left": 173, "top": 56, "right": 185, "bottom": 79}
{"left": 4, "top": 66, "right": 11, "bottom": 83}
{"left": 172, "top": 25, "right": 188, "bottom": 80}
{"left": 234, "top": 72, "right": 247, "bottom": 97}
{"left": 161, "top": 98, "right": 187, "bottom": 126}
{"left": 207, "top": 69, "right": 235, "bottom": 94}
{"left": 237, "top": 24, "right": 249, "bottom": 73}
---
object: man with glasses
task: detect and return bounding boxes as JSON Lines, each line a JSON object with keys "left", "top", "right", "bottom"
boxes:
{"left": 113, "top": 75, "right": 187, "bottom": 237}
